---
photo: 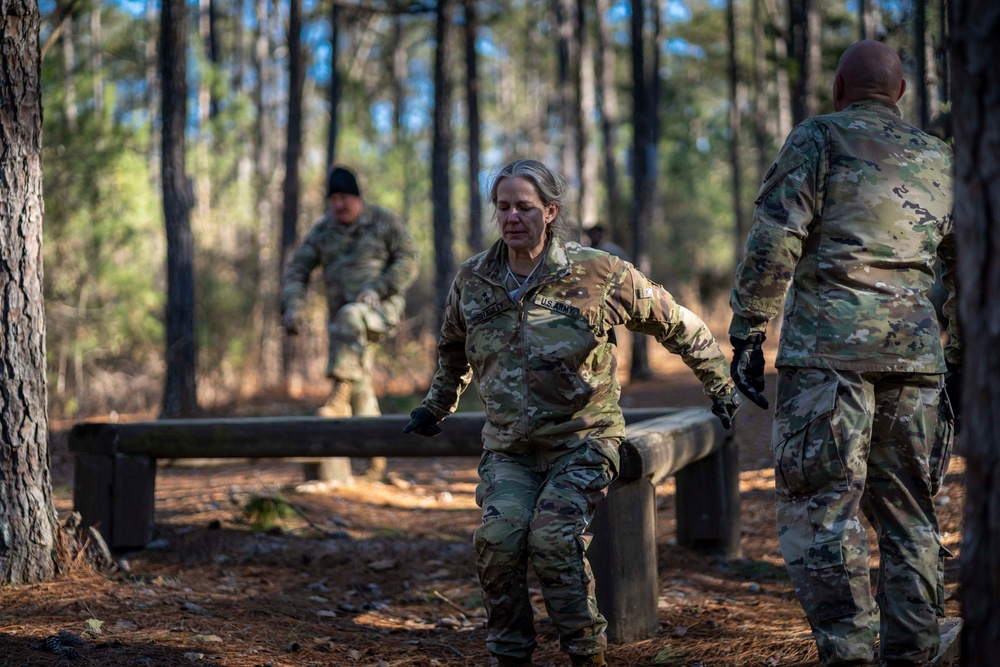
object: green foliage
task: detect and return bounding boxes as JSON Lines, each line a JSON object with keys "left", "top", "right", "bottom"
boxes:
{"left": 34, "top": 1, "right": 942, "bottom": 419}
{"left": 241, "top": 493, "right": 297, "bottom": 532}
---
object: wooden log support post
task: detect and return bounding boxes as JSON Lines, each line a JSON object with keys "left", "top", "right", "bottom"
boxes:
{"left": 71, "top": 424, "right": 158, "bottom": 551}
{"left": 589, "top": 409, "right": 735, "bottom": 643}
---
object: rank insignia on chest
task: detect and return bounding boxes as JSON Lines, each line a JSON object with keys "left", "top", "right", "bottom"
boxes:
{"left": 481, "top": 290, "right": 493, "bottom": 304}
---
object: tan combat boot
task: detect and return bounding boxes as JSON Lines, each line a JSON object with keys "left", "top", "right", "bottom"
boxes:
{"left": 362, "top": 455, "right": 389, "bottom": 482}
{"left": 569, "top": 653, "right": 606, "bottom": 667}
{"left": 317, "top": 381, "right": 352, "bottom": 418}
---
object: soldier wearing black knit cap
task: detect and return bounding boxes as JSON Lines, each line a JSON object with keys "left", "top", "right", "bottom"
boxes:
{"left": 280, "top": 165, "right": 419, "bottom": 484}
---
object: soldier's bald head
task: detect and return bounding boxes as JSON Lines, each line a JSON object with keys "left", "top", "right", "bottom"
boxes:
{"left": 833, "top": 40, "right": 905, "bottom": 111}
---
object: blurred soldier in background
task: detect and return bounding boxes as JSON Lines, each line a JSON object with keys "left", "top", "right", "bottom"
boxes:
{"left": 281, "top": 165, "right": 419, "bottom": 482}
{"left": 583, "top": 223, "right": 627, "bottom": 260}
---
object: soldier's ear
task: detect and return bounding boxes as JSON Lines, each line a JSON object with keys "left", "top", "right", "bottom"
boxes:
{"left": 896, "top": 78, "right": 906, "bottom": 102}
{"left": 832, "top": 74, "right": 845, "bottom": 111}
{"left": 545, "top": 202, "right": 559, "bottom": 224}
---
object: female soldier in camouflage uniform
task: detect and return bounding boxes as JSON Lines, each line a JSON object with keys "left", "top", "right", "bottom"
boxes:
{"left": 404, "top": 159, "right": 739, "bottom": 667}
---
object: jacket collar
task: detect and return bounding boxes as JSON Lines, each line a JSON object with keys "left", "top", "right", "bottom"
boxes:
{"left": 472, "top": 233, "right": 573, "bottom": 285}
{"left": 846, "top": 99, "right": 902, "bottom": 119}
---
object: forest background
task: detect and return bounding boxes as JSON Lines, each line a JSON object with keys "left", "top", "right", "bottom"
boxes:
{"left": 39, "top": 0, "right": 950, "bottom": 422}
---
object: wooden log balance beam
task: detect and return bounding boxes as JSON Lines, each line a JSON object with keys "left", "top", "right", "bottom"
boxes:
{"left": 69, "top": 407, "right": 737, "bottom": 644}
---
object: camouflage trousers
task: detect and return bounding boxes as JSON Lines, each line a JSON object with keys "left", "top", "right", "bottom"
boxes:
{"left": 326, "top": 301, "right": 391, "bottom": 391}
{"left": 473, "top": 444, "right": 615, "bottom": 661}
{"left": 772, "top": 367, "right": 954, "bottom": 666}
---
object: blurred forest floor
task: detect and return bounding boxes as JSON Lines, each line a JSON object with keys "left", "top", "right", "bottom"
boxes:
{"left": 1, "top": 340, "right": 964, "bottom": 666}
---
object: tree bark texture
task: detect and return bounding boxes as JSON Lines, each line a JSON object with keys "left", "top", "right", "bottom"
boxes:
{"left": 629, "top": 0, "right": 654, "bottom": 381}
{"left": 950, "top": 1, "right": 1000, "bottom": 663}
{"left": 595, "top": 0, "right": 623, "bottom": 242}
{"left": 432, "top": 0, "right": 456, "bottom": 328}
{"left": 464, "top": 0, "right": 483, "bottom": 253}
{"left": 160, "top": 0, "right": 199, "bottom": 417}
{"left": 280, "top": 0, "right": 304, "bottom": 382}
{"left": 727, "top": 0, "right": 747, "bottom": 266}
{"left": 326, "top": 2, "right": 341, "bottom": 169}
{"left": 0, "top": 0, "right": 60, "bottom": 583}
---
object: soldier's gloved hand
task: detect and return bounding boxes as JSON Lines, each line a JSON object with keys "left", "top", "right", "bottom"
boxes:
{"left": 403, "top": 407, "right": 442, "bottom": 437}
{"left": 281, "top": 310, "right": 300, "bottom": 336}
{"left": 356, "top": 288, "right": 380, "bottom": 309}
{"left": 945, "top": 361, "right": 962, "bottom": 434}
{"left": 711, "top": 388, "right": 742, "bottom": 430}
{"left": 730, "top": 334, "right": 769, "bottom": 410}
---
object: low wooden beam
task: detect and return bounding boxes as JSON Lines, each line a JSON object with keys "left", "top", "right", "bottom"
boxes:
{"left": 69, "top": 408, "right": 678, "bottom": 459}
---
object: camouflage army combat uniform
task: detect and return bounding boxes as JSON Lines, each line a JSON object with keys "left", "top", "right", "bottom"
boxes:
{"left": 729, "top": 100, "right": 958, "bottom": 666}
{"left": 420, "top": 234, "right": 733, "bottom": 663}
{"left": 281, "top": 203, "right": 418, "bottom": 416}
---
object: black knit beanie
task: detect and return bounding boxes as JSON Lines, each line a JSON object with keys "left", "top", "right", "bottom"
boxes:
{"left": 326, "top": 166, "right": 361, "bottom": 197}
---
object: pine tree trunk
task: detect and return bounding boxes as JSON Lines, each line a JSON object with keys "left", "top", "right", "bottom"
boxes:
{"left": 629, "top": 0, "right": 654, "bottom": 381}
{"left": 432, "top": 0, "right": 456, "bottom": 329}
{"left": 464, "top": 0, "right": 483, "bottom": 253}
{"left": 595, "top": 0, "right": 624, "bottom": 242}
{"left": 327, "top": 3, "right": 341, "bottom": 169}
{"left": 0, "top": 0, "right": 60, "bottom": 584}
{"left": 577, "top": 0, "right": 598, "bottom": 229}
{"left": 950, "top": 1, "right": 1000, "bottom": 662}
{"left": 280, "top": 0, "right": 304, "bottom": 385}
{"left": 160, "top": 0, "right": 199, "bottom": 418}
{"left": 727, "top": 0, "right": 747, "bottom": 266}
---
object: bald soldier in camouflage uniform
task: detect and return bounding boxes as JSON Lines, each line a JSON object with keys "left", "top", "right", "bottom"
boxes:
{"left": 281, "top": 166, "right": 418, "bottom": 480}
{"left": 404, "top": 159, "right": 739, "bottom": 667}
{"left": 728, "top": 41, "right": 958, "bottom": 667}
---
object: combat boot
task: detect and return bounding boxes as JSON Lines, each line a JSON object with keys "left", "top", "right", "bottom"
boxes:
{"left": 317, "top": 381, "right": 352, "bottom": 417}
{"left": 361, "top": 455, "right": 389, "bottom": 482}
{"left": 569, "top": 653, "right": 606, "bottom": 666}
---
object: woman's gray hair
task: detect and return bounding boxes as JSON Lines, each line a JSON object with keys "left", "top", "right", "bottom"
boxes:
{"left": 487, "top": 159, "right": 577, "bottom": 242}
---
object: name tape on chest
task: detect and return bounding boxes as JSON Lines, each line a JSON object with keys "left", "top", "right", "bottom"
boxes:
{"left": 533, "top": 295, "right": 582, "bottom": 318}
{"left": 469, "top": 301, "right": 510, "bottom": 325}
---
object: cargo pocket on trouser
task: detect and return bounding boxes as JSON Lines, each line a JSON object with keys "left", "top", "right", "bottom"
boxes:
{"left": 773, "top": 376, "right": 861, "bottom": 623}
{"left": 772, "top": 378, "right": 846, "bottom": 500}
{"left": 804, "top": 539, "right": 860, "bottom": 622}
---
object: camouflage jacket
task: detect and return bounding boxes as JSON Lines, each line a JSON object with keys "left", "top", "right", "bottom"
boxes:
{"left": 280, "top": 204, "right": 418, "bottom": 328}
{"left": 422, "top": 234, "right": 734, "bottom": 465}
{"left": 730, "top": 100, "right": 958, "bottom": 371}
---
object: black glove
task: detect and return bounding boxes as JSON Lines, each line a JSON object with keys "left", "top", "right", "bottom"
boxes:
{"left": 730, "top": 334, "right": 769, "bottom": 410}
{"left": 402, "top": 406, "right": 442, "bottom": 437}
{"left": 945, "top": 361, "right": 962, "bottom": 434}
{"left": 711, "top": 388, "right": 742, "bottom": 430}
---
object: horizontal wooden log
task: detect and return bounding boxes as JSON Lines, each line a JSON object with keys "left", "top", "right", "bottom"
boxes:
{"left": 618, "top": 409, "right": 727, "bottom": 483}
{"left": 68, "top": 408, "right": 680, "bottom": 460}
